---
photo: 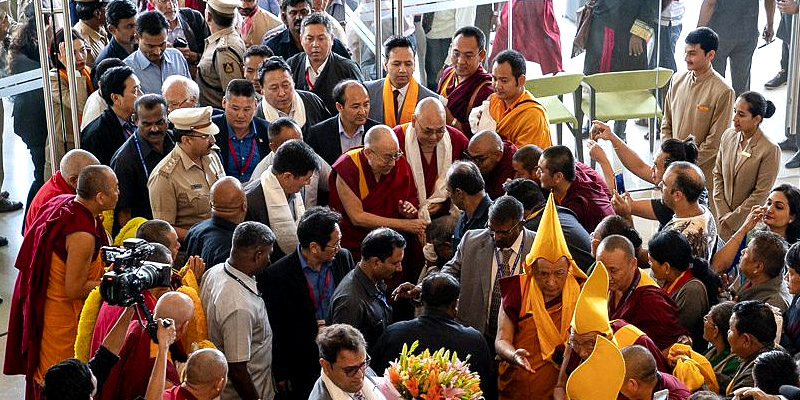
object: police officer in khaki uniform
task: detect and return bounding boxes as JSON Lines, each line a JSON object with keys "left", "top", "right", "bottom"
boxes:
{"left": 147, "top": 106, "right": 226, "bottom": 239}
{"left": 198, "top": 0, "right": 246, "bottom": 108}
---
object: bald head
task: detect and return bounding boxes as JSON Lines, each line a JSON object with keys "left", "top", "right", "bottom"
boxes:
{"left": 153, "top": 291, "right": 194, "bottom": 327}
{"left": 621, "top": 345, "right": 657, "bottom": 384}
{"left": 415, "top": 97, "right": 446, "bottom": 119}
{"left": 364, "top": 125, "right": 398, "bottom": 149}
{"left": 663, "top": 161, "right": 706, "bottom": 203}
{"left": 211, "top": 177, "right": 246, "bottom": 222}
{"left": 60, "top": 149, "right": 100, "bottom": 188}
{"left": 470, "top": 130, "right": 503, "bottom": 149}
{"left": 185, "top": 348, "right": 228, "bottom": 387}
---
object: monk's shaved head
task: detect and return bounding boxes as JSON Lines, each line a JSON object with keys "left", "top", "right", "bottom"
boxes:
{"left": 364, "top": 125, "right": 399, "bottom": 149}
{"left": 211, "top": 177, "right": 246, "bottom": 222}
{"left": 364, "top": 125, "right": 401, "bottom": 175}
{"left": 469, "top": 130, "right": 503, "bottom": 150}
{"left": 467, "top": 130, "right": 504, "bottom": 175}
{"left": 60, "top": 149, "right": 100, "bottom": 188}
{"left": 621, "top": 345, "right": 657, "bottom": 384}
{"left": 185, "top": 348, "right": 228, "bottom": 387}
{"left": 415, "top": 97, "right": 446, "bottom": 119}
{"left": 154, "top": 291, "right": 195, "bottom": 327}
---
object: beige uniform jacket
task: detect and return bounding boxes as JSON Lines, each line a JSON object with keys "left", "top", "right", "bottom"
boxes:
{"left": 198, "top": 26, "right": 245, "bottom": 108}
{"left": 73, "top": 20, "right": 108, "bottom": 68}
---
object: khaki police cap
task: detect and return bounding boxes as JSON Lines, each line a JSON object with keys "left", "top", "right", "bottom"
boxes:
{"left": 206, "top": 0, "right": 241, "bottom": 15}
{"left": 169, "top": 106, "right": 219, "bottom": 135}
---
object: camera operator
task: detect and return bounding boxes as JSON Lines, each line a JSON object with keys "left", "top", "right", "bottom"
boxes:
{"left": 99, "top": 291, "right": 195, "bottom": 400}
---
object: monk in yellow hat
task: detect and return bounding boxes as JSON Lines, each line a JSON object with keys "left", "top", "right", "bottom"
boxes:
{"left": 494, "top": 194, "right": 587, "bottom": 400}
{"left": 553, "top": 261, "right": 671, "bottom": 400}
{"left": 566, "top": 335, "right": 626, "bottom": 400}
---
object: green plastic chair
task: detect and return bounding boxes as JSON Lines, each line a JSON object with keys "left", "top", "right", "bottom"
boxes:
{"left": 525, "top": 72, "right": 586, "bottom": 160}
{"left": 581, "top": 67, "right": 673, "bottom": 152}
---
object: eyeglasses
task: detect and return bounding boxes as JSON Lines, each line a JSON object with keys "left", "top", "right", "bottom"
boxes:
{"left": 377, "top": 150, "right": 403, "bottom": 163}
{"left": 324, "top": 239, "right": 342, "bottom": 250}
{"left": 185, "top": 133, "right": 213, "bottom": 140}
{"left": 167, "top": 97, "right": 193, "bottom": 109}
{"left": 489, "top": 220, "right": 522, "bottom": 237}
{"left": 335, "top": 355, "right": 371, "bottom": 377}
{"left": 464, "top": 151, "right": 490, "bottom": 164}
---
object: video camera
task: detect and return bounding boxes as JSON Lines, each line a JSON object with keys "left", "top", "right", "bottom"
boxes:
{"left": 99, "top": 238, "right": 173, "bottom": 342}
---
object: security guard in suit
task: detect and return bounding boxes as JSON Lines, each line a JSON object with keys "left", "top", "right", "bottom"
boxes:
{"left": 198, "top": 0, "right": 246, "bottom": 108}
{"left": 147, "top": 106, "right": 226, "bottom": 239}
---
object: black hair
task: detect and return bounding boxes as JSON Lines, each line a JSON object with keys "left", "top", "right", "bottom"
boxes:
{"left": 145, "top": 242, "right": 173, "bottom": 264}
{"left": 317, "top": 324, "right": 366, "bottom": 363}
{"left": 42, "top": 359, "right": 94, "bottom": 400}
{"left": 281, "top": 0, "right": 311, "bottom": 12}
{"left": 136, "top": 219, "right": 175, "bottom": 248}
{"left": 244, "top": 44, "right": 274, "bottom": 60}
{"left": 301, "top": 12, "right": 331, "bottom": 35}
{"left": 648, "top": 230, "right": 720, "bottom": 305}
{"left": 749, "top": 230, "right": 788, "bottom": 279}
{"left": 503, "top": 178, "right": 545, "bottom": 211}
{"left": 134, "top": 93, "right": 168, "bottom": 116}
{"left": 384, "top": 35, "right": 415, "bottom": 57}
{"left": 100, "top": 65, "right": 135, "bottom": 107}
{"left": 595, "top": 217, "right": 642, "bottom": 249}
{"left": 685, "top": 27, "right": 719, "bottom": 54}
{"left": 739, "top": 91, "right": 776, "bottom": 120}
{"left": 511, "top": 144, "right": 543, "bottom": 174}
{"left": 446, "top": 160, "right": 485, "bottom": 195}
{"left": 707, "top": 301, "right": 735, "bottom": 347}
{"left": 91, "top": 57, "right": 126, "bottom": 89}
{"left": 258, "top": 56, "right": 291, "bottom": 85}
{"left": 267, "top": 117, "right": 301, "bottom": 143}
{"left": 332, "top": 79, "right": 365, "bottom": 105}
{"left": 788, "top": 242, "right": 800, "bottom": 275}
{"left": 753, "top": 350, "right": 799, "bottom": 395}
{"left": 688, "top": 391, "right": 724, "bottom": 400}
{"left": 731, "top": 300, "right": 777, "bottom": 346}
{"left": 772, "top": 184, "right": 800, "bottom": 243}
{"left": 75, "top": 1, "right": 103, "bottom": 21}
{"left": 541, "top": 145, "right": 576, "bottom": 182}
{"left": 49, "top": 28, "right": 84, "bottom": 70}
{"left": 668, "top": 161, "right": 705, "bottom": 203}
{"left": 297, "top": 206, "right": 341, "bottom": 249}
{"left": 453, "top": 26, "right": 485, "bottom": 51}
{"left": 207, "top": 6, "right": 235, "bottom": 28}
{"left": 136, "top": 10, "right": 169, "bottom": 36}
{"left": 76, "top": 165, "right": 113, "bottom": 199}
{"left": 493, "top": 49, "right": 526, "bottom": 80}
{"left": 231, "top": 221, "right": 276, "bottom": 254}
{"left": 272, "top": 140, "right": 319, "bottom": 177}
{"left": 106, "top": 0, "right": 136, "bottom": 27}
{"left": 488, "top": 195, "right": 524, "bottom": 225}
{"left": 427, "top": 215, "right": 457, "bottom": 246}
{"left": 361, "top": 228, "right": 406, "bottom": 262}
{"left": 420, "top": 272, "right": 460, "bottom": 308}
{"left": 225, "top": 79, "right": 256, "bottom": 99}
{"left": 660, "top": 137, "right": 699, "bottom": 167}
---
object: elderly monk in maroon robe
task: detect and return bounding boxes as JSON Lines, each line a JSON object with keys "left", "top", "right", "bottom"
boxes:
{"left": 466, "top": 130, "right": 517, "bottom": 200}
{"left": 329, "top": 125, "right": 427, "bottom": 261}
{"left": 394, "top": 98, "right": 469, "bottom": 222}
{"left": 100, "top": 292, "right": 195, "bottom": 400}
{"left": 4, "top": 165, "right": 117, "bottom": 400}
{"left": 597, "top": 235, "right": 687, "bottom": 350}
{"left": 437, "top": 26, "right": 494, "bottom": 138}
{"left": 553, "top": 261, "right": 672, "bottom": 400}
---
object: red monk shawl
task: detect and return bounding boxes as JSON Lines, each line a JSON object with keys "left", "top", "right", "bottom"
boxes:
{"left": 437, "top": 66, "right": 494, "bottom": 138}
{"left": 4, "top": 194, "right": 108, "bottom": 399}
{"left": 328, "top": 147, "right": 418, "bottom": 261}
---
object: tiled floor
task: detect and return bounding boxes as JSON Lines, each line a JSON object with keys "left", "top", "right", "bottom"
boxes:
{"left": 0, "top": 1, "right": 797, "bottom": 398}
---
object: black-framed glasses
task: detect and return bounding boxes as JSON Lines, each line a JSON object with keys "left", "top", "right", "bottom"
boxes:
{"left": 335, "top": 355, "right": 371, "bottom": 377}
{"left": 324, "top": 239, "right": 342, "bottom": 250}
{"left": 489, "top": 220, "right": 523, "bottom": 237}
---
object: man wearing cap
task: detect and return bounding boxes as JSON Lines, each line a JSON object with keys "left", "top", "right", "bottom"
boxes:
{"left": 148, "top": 106, "right": 226, "bottom": 240}
{"left": 494, "top": 194, "right": 586, "bottom": 400}
{"left": 198, "top": 0, "right": 246, "bottom": 108}
{"left": 74, "top": 0, "right": 109, "bottom": 68}
{"left": 565, "top": 336, "right": 626, "bottom": 400}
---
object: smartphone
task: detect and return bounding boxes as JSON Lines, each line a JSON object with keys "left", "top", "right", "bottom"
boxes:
{"left": 653, "top": 389, "right": 669, "bottom": 400}
{"left": 173, "top": 37, "right": 188, "bottom": 48}
{"left": 614, "top": 171, "right": 626, "bottom": 194}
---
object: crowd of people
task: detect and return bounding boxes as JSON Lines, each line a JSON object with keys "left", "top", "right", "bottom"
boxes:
{"left": 3, "top": 0, "right": 800, "bottom": 399}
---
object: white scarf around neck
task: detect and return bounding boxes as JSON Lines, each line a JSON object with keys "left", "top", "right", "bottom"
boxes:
{"left": 261, "top": 165, "right": 305, "bottom": 254}
{"left": 261, "top": 90, "right": 307, "bottom": 127}
{"left": 320, "top": 368, "right": 385, "bottom": 400}
{"left": 404, "top": 124, "right": 453, "bottom": 223}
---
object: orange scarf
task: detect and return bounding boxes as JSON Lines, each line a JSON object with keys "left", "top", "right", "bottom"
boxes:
{"left": 525, "top": 269, "right": 583, "bottom": 363}
{"left": 58, "top": 67, "right": 95, "bottom": 125}
{"left": 382, "top": 77, "right": 419, "bottom": 127}
{"left": 346, "top": 148, "right": 370, "bottom": 200}
{"left": 488, "top": 90, "right": 552, "bottom": 148}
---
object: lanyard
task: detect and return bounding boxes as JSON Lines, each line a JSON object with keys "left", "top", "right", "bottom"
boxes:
{"left": 306, "top": 267, "right": 332, "bottom": 312}
{"left": 305, "top": 69, "right": 315, "bottom": 90}
{"left": 227, "top": 130, "right": 257, "bottom": 177}
{"left": 224, "top": 266, "right": 261, "bottom": 297}
{"left": 493, "top": 239, "right": 525, "bottom": 279}
{"left": 132, "top": 133, "right": 150, "bottom": 176}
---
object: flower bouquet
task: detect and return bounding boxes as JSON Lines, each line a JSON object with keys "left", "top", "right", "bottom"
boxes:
{"left": 382, "top": 341, "right": 482, "bottom": 400}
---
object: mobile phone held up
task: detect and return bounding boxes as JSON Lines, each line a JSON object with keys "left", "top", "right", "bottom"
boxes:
{"left": 615, "top": 171, "right": 626, "bottom": 195}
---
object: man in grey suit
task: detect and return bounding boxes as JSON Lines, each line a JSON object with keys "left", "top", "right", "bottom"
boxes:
{"left": 364, "top": 35, "right": 439, "bottom": 127}
{"left": 309, "top": 324, "right": 386, "bottom": 400}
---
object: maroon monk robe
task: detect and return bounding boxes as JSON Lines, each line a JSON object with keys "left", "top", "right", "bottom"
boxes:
{"left": 100, "top": 321, "right": 181, "bottom": 400}
{"left": 89, "top": 291, "right": 158, "bottom": 356}
{"left": 394, "top": 124, "right": 469, "bottom": 196}
{"left": 437, "top": 66, "right": 494, "bottom": 138}
{"left": 163, "top": 385, "right": 200, "bottom": 400}
{"left": 485, "top": 141, "right": 517, "bottom": 200}
{"left": 25, "top": 170, "right": 74, "bottom": 232}
{"left": 559, "top": 161, "right": 614, "bottom": 233}
{"left": 489, "top": 0, "right": 563, "bottom": 75}
{"left": 328, "top": 146, "right": 420, "bottom": 261}
{"left": 4, "top": 194, "right": 108, "bottom": 400}
{"left": 609, "top": 270, "right": 688, "bottom": 350}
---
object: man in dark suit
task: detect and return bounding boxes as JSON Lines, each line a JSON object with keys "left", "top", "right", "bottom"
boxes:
{"left": 212, "top": 79, "right": 271, "bottom": 182}
{"left": 149, "top": 0, "right": 210, "bottom": 70}
{"left": 309, "top": 324, "right": 382, "bottom": 400}
{"left": 82, "top": 65, "right": 140, "bottom": 166}
{"left": 286, "top": 12, "right": 363, "bottom": 110}
{"left": 372, "top": 273, "right": 491, "bottom": 392}
{"left": 255, "top": 56, "right": 331, "bottom": 131}
{"left": 363, "top": 35, "right": 438, "bottom": 127}
{"left": 264, "top": 206, "right": 355, "bottom": 400}
{"left": 264, "top": 0, "right": 350, "bottom": 61}
{"left": 307, "top": 80, "right": 379, "bottom": 166}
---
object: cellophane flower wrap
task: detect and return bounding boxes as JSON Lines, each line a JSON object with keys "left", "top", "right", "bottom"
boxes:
{"left": 384, "top": 341, "right": 482, "bottom": 400}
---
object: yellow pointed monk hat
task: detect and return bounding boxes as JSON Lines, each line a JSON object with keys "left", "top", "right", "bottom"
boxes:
{"left": 571, "top": 260, "right": 613, "bottom": 337}
{"left": 567, "top": 335, "right": 626, "bottom": 400}
{"left": 524, "top": 193, "right": 587, "bottom": 280}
